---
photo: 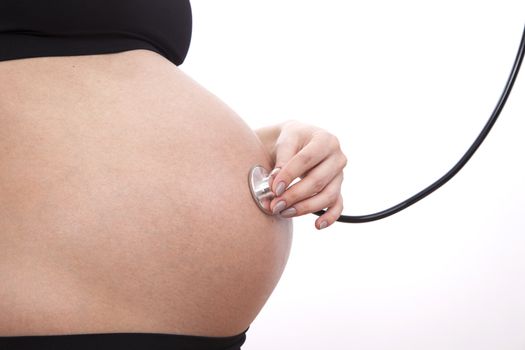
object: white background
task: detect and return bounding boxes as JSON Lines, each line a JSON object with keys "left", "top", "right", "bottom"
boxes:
{"left": 181, "top": 1, "right": 525, "bottom": 349}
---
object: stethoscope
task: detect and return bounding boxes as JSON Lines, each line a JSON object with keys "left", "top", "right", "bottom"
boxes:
{"left": 248, "top": 24, "right": 525, "bottom": 223}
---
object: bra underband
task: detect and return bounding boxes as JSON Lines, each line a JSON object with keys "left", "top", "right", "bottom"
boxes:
{"left": 0, "top": 0, "right": 192, "bottom": 66}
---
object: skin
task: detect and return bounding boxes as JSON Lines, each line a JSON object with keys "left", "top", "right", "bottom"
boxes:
{"left": 0, "top": 47, "right": 347, "bottom": 338}
{"left": 0, "top": 49, "right": 292, "bottom": 337}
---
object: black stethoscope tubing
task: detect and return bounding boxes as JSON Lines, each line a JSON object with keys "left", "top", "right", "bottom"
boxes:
{"left": 313, "top": 24, "right": 525, "bottom": 223}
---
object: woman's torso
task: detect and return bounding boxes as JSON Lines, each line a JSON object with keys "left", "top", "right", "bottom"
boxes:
{"left": 0, "top": 49, "right": 293, "bottom": 337}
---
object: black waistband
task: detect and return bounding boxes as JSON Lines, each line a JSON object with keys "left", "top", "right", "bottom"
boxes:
{"left": 0, "top": 329, "right": 248, "bottom": 350}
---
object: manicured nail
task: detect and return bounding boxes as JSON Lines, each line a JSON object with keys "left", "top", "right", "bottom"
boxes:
{"left": 319, "top": 221, "right": 328, "bottom": 230}
{"left": 280, "top": 207, "right": 296, "bottom": 218}
{"left": 275, "top": 182, "right": 286, "bottom": 197}
{"left": 272, "top": 201, "right": 286, "bottom": 215}
{"left": 269, "top": 167, "right": 281, "bottom": 177}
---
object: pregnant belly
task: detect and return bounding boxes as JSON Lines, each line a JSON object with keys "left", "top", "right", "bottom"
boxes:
{"left": 0, "top": 50, "right": 293, "bottom": 337}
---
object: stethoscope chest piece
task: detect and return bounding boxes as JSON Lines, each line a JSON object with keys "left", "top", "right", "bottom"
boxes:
{"left": 248, "top": 164, "right": 279, "bottom": 215}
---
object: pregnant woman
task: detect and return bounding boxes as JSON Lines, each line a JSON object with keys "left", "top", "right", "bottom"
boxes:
{"left": 0, "top": 1, "right": 347, "bottom": 349}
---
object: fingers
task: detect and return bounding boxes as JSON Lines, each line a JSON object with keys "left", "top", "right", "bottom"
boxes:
{"left": 268, "top": 121, "right": 348, "bottom": 230}
{"left": 315, "top": 193, "right": 344, "bottom": 230}
{"left": 270, "top": 153, "right": 345, "bottom": 212}
{"left": 271, "top": 133, "right": 301, "bottom": 176}
{"left": 275, "top": 172, "right": 345, "bottom": 230}
{"left": 272, "top": 131, "right": 335, "bottom": 196}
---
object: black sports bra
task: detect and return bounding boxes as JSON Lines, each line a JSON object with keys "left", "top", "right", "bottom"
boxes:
{"left": 0, "top": 0, "right": 192, "bottom": 66}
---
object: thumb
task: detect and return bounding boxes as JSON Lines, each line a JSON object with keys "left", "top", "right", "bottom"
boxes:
{"left": 270, "top": 137, "right": 300, "bottom": 196}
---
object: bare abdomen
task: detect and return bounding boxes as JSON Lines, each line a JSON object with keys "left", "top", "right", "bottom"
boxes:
{"left": 0, "top": 49, "right": 293, "bottom": 337}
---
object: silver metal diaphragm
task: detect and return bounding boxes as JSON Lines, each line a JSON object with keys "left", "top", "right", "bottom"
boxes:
{"left": 248, "top": 164, "right": 279, "bottom": 215}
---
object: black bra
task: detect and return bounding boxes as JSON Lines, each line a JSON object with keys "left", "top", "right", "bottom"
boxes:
{"left": 0, "top": 0, "right": 192, "bottom": 66}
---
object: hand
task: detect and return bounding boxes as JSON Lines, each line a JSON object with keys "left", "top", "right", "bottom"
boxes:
{"left": 268, "top": 120, "right": 348, "bottom": 230}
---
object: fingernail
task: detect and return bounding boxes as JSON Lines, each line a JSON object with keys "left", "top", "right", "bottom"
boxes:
{"left": 272, "top": 201, "right": 286, "bottom": 215}
{"left": 280, "top": 207, "right": 296, "bottom": 218}
{"left": 269, "top": 167, "right": 281, "bottom": 177}
{"left": 319, "top": 221, "right": 328, "bottom": 230}
{"left": 275, "top": 182, "right": 286, "bottom": 197}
